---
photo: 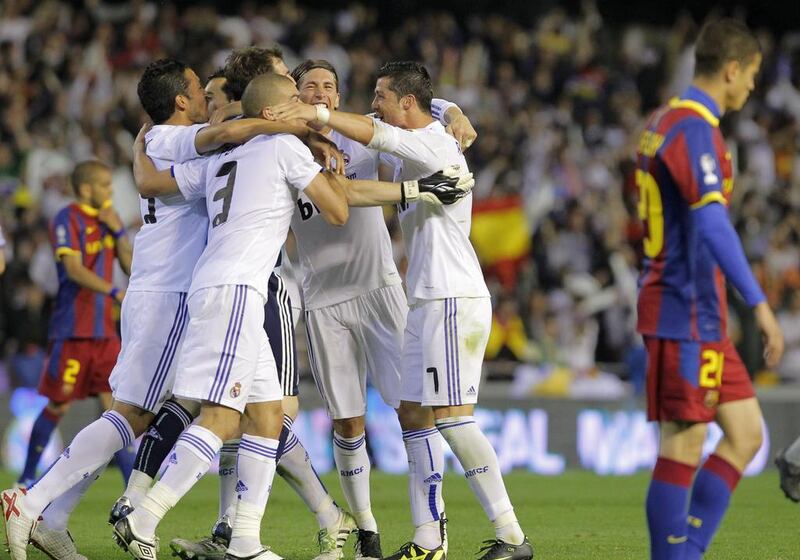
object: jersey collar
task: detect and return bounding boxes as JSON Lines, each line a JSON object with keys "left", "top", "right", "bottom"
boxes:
{"left": 673, "top": 85, "right": 721, "bottom": 126}
{"left": 77, "top": 202, "right": 100, "bottom": 217}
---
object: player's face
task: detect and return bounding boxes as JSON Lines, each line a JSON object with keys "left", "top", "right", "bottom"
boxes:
{"left": 205, "top": 77, "right": 230, "bottom": 115}
{"left": 372, "top": 77, "right": 403, "bottom": 126}
{"left": 88, "top": 168, "right": 113, "bottom": 208}
{"left": 271, "top": 57, "right": 295, "bottom": 84}
{"left": 297, "top": 68, "right": 340, "bottom": 110}
{"left": 728, "top": 53, "right": 762, "bottom": 111}
{"left": 183, "top": 69, "right": 209, "bottom": 124}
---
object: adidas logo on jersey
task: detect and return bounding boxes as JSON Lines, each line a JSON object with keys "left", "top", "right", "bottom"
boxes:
{"left": 62, "top": 446, "right": 71, "bottom": 459}
{"left": 466, "top": 386, "right": 476, "bottom": 396}
{"left": 168, "top": 452, "right": 178, "bottom": 465}
{"left": 465, "top": 466, "right": 489, "bottom": 478}
{"left": 235, "top": 480, "right": 248, "bottom": 493}
{"left": 423, "top": 473, "right": 443, "bottom": 484}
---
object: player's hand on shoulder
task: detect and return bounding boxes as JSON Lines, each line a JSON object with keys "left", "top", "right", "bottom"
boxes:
{"left": 405, "top": 164, "right": 475, "bottom": 206}
{"left": 446, "top": 114, "right": 477, "bottom": 150}
{"left": 307, "top": 131, "right": 345, "bottom": 173}
{"left": 134, "top": 122, "right": 151, "bottom": 150}
{"left": 754, "top": 302, "right": 784, "bottom": 368}
{"left": 209, "top": 101, "right": 243, "bottom": 124}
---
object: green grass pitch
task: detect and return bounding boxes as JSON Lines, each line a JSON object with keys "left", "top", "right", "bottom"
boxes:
{"left": 2, "top": 470, "right": 798, "bottom": 559}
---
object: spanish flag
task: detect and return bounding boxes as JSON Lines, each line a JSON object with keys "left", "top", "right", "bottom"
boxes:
{"left": 470, "top": 195, "right": 530, "bottom": 289}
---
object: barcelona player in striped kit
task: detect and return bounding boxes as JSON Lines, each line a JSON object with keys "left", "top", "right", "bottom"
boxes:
{"left": 17, "top": 161, "right": 134, "bottom": 490}
{"left": 636, "top": 19, "right": 784, "bottom": 560}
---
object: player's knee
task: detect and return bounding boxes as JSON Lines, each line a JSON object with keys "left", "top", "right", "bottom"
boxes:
{"left": 333, "top": 416, "right": 365, "bottom": 438}
{"left": 396, "top": 401, "right": 433, "bottom": 430}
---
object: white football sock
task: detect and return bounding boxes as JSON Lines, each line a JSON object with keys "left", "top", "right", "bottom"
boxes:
{"left": 131, "top": 425, "right": 221, "bottom": 539}
{"left": 436, "top": 417, "right": 524, "bottom": 545}
{"left": 41, "top": 466, "right": 105, "bottom": 531}
{"left": 228, "top": 434, "right": 279, "bottom": 557}
{"left": 124, "top": 470, "right": 153, "bottom": 509}
{"left": 277, "top": 420, "right": 339, "bottom": 529}
{"left": 785, "top": 435, "right": 800, "bottom": 465}
{"left": 333, "top": 431, "right": 377, "bottom": 532}
{"left": 402, "top": 427, "right": 445, "bottom": 549}
{"left": 22, "top": 411, "right": 134, "bottom": 519}
{"left": 219, "top": 439, "right": 240, "bottom": 521}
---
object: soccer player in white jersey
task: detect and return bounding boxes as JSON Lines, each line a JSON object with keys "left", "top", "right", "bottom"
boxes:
{"left": 286, "top": 58, "right": 477, "bottom": 560}
{"left": 271, "top": 61, "right": 534, "bottom": 560}
{"left": 168, "top": 48, "right": 360, "bottom": 560}
{"left": 0, "top": 59, "right": 323, "bottom": 560}
{"left": 113, "top": 72, "right": 472, "bottom": 560}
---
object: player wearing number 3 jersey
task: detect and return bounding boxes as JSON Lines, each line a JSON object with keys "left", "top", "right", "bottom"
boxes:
{"left": 635, "top": 19, "right": 784, "bottom": 560}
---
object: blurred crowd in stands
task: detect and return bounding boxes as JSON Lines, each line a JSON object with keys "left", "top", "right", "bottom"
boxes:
{"left": 1, "top": 0, "right": 800, "bottom": 399}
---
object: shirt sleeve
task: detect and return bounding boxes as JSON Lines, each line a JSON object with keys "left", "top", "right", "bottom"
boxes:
{"left": 146, "top": 124, "right": 208, "bottom": 163}
{"left": 694, "top": 203, "right": 766, "bottom": 307}
{"left": 51, "top": 209, "right": 82, "bottom": 260}
{"left": 431, "top": 98, "right": 458, "bottom": 125}
{"left": 659, "top": 119, "right": 726, "bottom": 209}
{"left": 367, "top": 118, "right": 439, "bottom": 167}
{"left": 172, "top": 158, "right": 209, "bottom": 201}
{"left": 279, "top": 136, "right": 323, "bottom": 192}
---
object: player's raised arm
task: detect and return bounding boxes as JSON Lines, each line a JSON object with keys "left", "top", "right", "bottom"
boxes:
{"left": 194, "top": 118, "right": 310, "bottom": 154}
{"left": 270, "top": 101, "right": 376, "bottom": 146}
{"left": 432, "top": 98, "right": 478, "bottom": 149}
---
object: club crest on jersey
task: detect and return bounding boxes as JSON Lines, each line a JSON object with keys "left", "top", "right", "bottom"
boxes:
{"left": 700, "top": 153, "right": 718, "bottom": 185}
{"left": 230, "top": 382, "right": 242, "bottom": 398}
{"left": 704, "top": 389, "right": 719, "bottom": 409}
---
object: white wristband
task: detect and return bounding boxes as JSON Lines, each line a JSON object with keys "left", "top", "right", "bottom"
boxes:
{"left": 315, "top": 104, "right": 330, "bottom": 125}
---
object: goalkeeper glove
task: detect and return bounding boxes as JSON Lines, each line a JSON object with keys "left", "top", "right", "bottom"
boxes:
{"left": 401, "top": 164, "right": 475, "bottom": 206}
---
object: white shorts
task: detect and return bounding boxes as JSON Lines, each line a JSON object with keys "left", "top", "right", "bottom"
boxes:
{"left": 173, "top": 285, "right": 283, "bottom": 413}
{"left": 110, "top": 291, "right": 189, "bottom": 413}
{"left": 305, "top": 285, "right": 406, "bottom": 419}
{"left": 401, "top": 297, "right": 491, "bottom": 407}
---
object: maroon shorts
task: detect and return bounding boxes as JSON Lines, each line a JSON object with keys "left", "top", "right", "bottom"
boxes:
{"left": 38, "top": 338, "right": 121, "bottom": 403}
{"left": 645, "top": 336, "right": 755, "bottom": 423}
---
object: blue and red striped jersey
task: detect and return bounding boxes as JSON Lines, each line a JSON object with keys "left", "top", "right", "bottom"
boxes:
{"left": 49, "top": 202, "right": 119, "bottom": 340}
{"left": 636, "top": 86, "right": 735, "bottom": 342}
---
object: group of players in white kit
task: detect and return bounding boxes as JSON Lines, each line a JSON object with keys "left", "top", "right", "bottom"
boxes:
{"left": 2, "top": 45, "right": 534, "bottom": 560}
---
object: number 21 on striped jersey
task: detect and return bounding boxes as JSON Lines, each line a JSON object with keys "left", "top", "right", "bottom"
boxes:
{"left": 636, "top": 169, "right": 664, "bottom": 258}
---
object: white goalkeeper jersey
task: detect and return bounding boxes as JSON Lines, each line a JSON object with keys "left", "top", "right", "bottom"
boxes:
{"left": 368, "top": 119, "right": 489, "bottom": 304}
{"left": 127, "top": 124, "right": 209, "bottom": 293}
{"left": 173, "top": 134, "right": 320, "bottom": 301}
{"left": 290, "top": 130, "right": 400, "bottom": 310}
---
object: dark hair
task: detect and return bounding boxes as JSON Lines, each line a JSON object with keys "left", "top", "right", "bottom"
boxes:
{"left": 223, "top": 46, "right": 284, "bottom": 101}
{"left": 207, "top": 67, "right": 226, "bottom": 84}
{"left": 71, "top": 160, "right": 109, "bottom": 197}
{"left": 694, "top": 19, "right": 761, "bottom": 77}
{"left": 377, "top": 61, "right": 432, "bottom": 113}
{"left": 137, "top": 59, "right": 189, "bottom": 124}
{"left": 292, "top": 59, "right": 340, "bottom": 92}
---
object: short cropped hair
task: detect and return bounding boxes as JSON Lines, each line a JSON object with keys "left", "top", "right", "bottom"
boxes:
{"left": 71, "top": 161, "right": 110, "bottom": 197}
{"left": 137, "top": 59, "right": 189, "bottom": 124}
{"left": 694, "top": 19, "right": 761, "bottom": 77}
{"left": 206, "top": 67, "right": 226, "bottom": 84}
{"left": 292, "top": 59, "right": 340, "bottom": 91}
{"left": 224, "top": 46, "right": 284, "bottom": 101}
{"left": 377, "top": 61, "right": 432, "bottom": 113}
